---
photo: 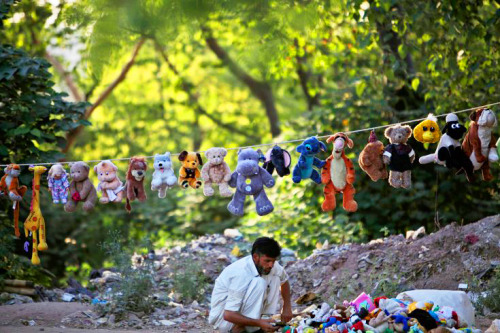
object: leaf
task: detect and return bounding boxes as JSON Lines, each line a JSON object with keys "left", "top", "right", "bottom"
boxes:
{"left": 355, "top": 81, "right": 366, "bottom": 97}
{"left": 13, "top": 125, "right": 31, "bottom": 136}
{"left": 411, "top": 78, "right": 420, "bottom": 91}
{"left": 30, "top": 128, "right": 42, "bottom": 138}
{"left": 0, "top": 145, "right": 8, "bottom": 156}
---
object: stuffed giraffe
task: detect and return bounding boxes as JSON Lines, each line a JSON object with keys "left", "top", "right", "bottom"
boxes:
{"left": 24, "top": 165, "right": 48, "bottom": 265}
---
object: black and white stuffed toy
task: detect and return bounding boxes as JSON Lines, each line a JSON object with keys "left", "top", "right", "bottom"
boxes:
{"left": 419, "top": 113, "right": 474, "bottom": 181}
{"left": 263, "top": 145, "right": 292, "bottom": 177}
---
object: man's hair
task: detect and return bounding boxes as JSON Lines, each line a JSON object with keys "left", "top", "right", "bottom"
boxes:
{"left": 251, "top": 237, "right": 281, "bottom": 258}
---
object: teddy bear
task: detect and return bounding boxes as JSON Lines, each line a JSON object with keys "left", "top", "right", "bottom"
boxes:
{"left": 383, "top": 124, "right": 415, "bottom": 188}
{"left": 358, "top": 130, "right": 388, "bottom": 182}
{"left": 178, "top": 151, "right": 203, "bottom": 189}
{"left": 48, "top": 163, "right": 70, "bottom": 204}
{"left": 124, "top": 156, "right": 147, "bottom": 213}
{"left": 64, "top": 161, "right": 98, "bottom": 212}
{"left": 0, "top": 163, "right": 28, "bottom": 237}
{"left": 151, "top": 152, "right": 177, "bottom": 198}
{"left": 292, "top": 136, "right": 327, "bottom": 184}
{"left": 94, "top": 160, "right": 125, "bottom": 203}
{"left": 262, "top": 145, "right": 292, "bottom": 177}
{"left": 201, "top": 147, "right": 232, "bottom": 197}
{"left": 227, "top": 148, "right": 275, "bottom": 216}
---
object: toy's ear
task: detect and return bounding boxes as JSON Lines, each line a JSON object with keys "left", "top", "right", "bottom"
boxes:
{"left": 111, "top": 162, "right": 118, "bottom": 171}
{"left": 296, "top": 144, "right": 305, "bottom": 154}
{"left": 82, "top": 163, "right": 90, "bottom": 172}
{"left": 283, "top": 150, "right": 292, "bottom": 167}
{"left": 196, "top": 153, "right": 203, "bottom": 166}
{"left": 178, "top": 151, "right": 188, "bottom": 161}
{"left": 403, "top": 125, "right": 412, "bottom": 137}
{"left": 442, "top": 123, "right": 449, "bottom": 134}
{"left": 143, "top": 160, "right": 148, "bottom": 170}
{"left": 326, "top": 135, "right": 336, "bottom": 143}
{"left": 165, "top": 152, "right": 170, "bottom": 157}
{"left": 470, "top": 110, "right": 478, "bottom": 122}
{"left": 93, "top": 164, "right": 98, "bottom": 173}
{"left": 238, "top": 148, "right": 243, "bottom": 155}
{"left": 384, "top": 127, "right": 393, "bottom": 139}
{"left": 28, "top": 165, "right": 34, "bottom": 172}
{"left": 221, "top": 148, "right": 227, "bottom": 157}
{"left": 319, "top": 141, "right": 327, "bottom": 152}
{"left": 346, "top": 137, "right": 354, "bottom": 149}
{"left": 265, "top": 148, "right": 273, "bottom": 162}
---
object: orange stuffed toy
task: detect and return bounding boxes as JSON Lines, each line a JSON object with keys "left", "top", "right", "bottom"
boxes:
{"left": 321, "top": 133, "right": 358, "bottom": 212}
{"left": 178, "top": 151, "right": 203, "bottom": 189}
{"left": 0, "top": 164, "right": 28, "bottom": 237}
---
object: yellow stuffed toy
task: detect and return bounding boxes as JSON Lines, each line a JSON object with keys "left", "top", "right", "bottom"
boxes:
{"left": 408, "top": 300, "right": 434, "bottom": 313}
{"left": 178, "top": 151, "right": 203, "bottom": 189}
{"left": 413, "top": 113, "right": 441, "bottom": 144}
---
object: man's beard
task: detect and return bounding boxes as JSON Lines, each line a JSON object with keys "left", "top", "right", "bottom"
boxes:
{"left": 256, "top": 264, "right": 271, "bottom": 275}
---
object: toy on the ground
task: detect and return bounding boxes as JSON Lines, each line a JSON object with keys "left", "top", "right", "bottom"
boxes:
{"left": 462, "top": 108, "right": 498, "bottom": 181}
{"left": 227, "top": 148, "right": 275, "bottom": 216}
{"left": 321, "top": 132, "right": 357, "bottom": 212}
{"left": 178, "top": 151, "right": 203, "bottom": 189}
{"left": 413, "top": 113, "right": 442, "bottom": 144}
{"left": 383, "top": 124, "right": 415, "bottom": 188}
{"left": 125, "top": 157, "right": 147, "bottom": 213}
{"left": 359, "top": 130, "right": 388, "bottom": 182}
{"left": 292, "top": 137, "right": 327, "bottom": 184}
{"left": 94, "top": 160, "right": 125, "bottom": 203}
{"left": 24, "top": 166, "right": 48, "bottom": 265}
{"left": 201, "top": 147, "right": 232, "bottom": 197}
{"left": 48, "top": 163, "right": 69, "bottom": 204}
{"left": 419, "top": 114, "right": 474, "bottom": 182}
{"left": 263, "top": 145, "right": 292, "bottom": 177}
{"left": 408, "top": 309, "right": 438, "bottom": 331}
{"left": 151, "top": 152, "right": 177, "bottom": 198}
{"left": 64, "top": 161, "right": 98, "bottom": 212}
{"left": 0, "top": 163, "right": 28, "bottom": 237}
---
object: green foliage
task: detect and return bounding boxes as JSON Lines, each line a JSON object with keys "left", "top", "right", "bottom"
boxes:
{"left": 172, "top": 260, "right": 209, "bottom": 303}
{"left": 483, "top": 267, "right": 500, "bottom": 312}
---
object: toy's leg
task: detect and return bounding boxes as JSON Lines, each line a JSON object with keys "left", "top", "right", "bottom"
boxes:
{"left": 342, "top": 184, "right": 358, "bottom": 212}
{"left": 180, "top": 177, "right": 189, "bottom": 189}
{"left": 115, "top": 190, "right": 124, "bottom": 202}
{"left": 401, "top": 171, "right": 412, "bottom": 188}
{"left": 64, "top": 199, "right": 77, "bottom": 212}
{"left": 136, "top": 186, "right": 147, "bottom": 202}
{"left": 203, "top": 181, "right": 215, "bottom": 196}
{"left": 321, "top": 183, "right": 337, "bottom": 212}
{"left": 292, "top": 166, "right": 302, "bottom": 183}
{"left": 127, "top": 185, "right": 136, "bottom": 201}
{"left": 311, "top": 169, "right": 322, "bottom": 184}
{"left": 219, "top": 182, "right": 233, "bottom": 197}
{"left": 227, "top": 191, "right": 246, "bottom": 216}
{"left": 61, "top": 189, "right": 68, "bottom": 204}
{"left": 254, "top": 190, "right": 274, "bottom": 216}
{"left": 38, "top": 216, "right": 48, "bottom": 251}
{"left": 481, "top": 163, "right": 493, "bottom": 182}
{"left": 389, "top": 171, "right": 402, "bottom": 188}
{"left": 31, "top": 230, "right": 40, "bottom": 265}
{"left": 158, "top": 186, "right": 167, "bottom": 198}
{"left": 99, "top": 191, "right": 109, "bottom": 204}
{"left": 14, "top": 202, "right": 20, "bottom": 238}
{"left": 82, "top": 199, "right": 95, "bottom": 212}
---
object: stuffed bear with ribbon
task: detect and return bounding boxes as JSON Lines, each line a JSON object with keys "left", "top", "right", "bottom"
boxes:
{"left": 227, "top": 148, "right": 275, "bottom": 216}
{"left": 383, "top": 124, "right": 415, "bottom": 188}
{"left": 292, "top": 137, "right": 327, "bottom": 184}
{"left": 262, "top": 145, "right": 292, "bottom": 177}
{"left": 64, "top": 161, "right": 98, "bottom": 212}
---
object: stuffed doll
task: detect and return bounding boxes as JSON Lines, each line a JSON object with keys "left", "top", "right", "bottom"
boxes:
{"left": 292, "top": 136, "right": 327, "bottom": 184}
{"left": 48, "top": 163, "right": 69, "bottom": 204}
{"left": 358, "top": 130, "right": 388, "bottom": 182}
{"left": 64, "top": 161, "right": 98, "bottom": 212}
{"left": 125, "top": 156, "right": 147, "bottom": 213}
{"left": 263, "top": 145, "right": 292, "bottom": 177}
{"left": 201, "top": 147, "right": 232, "bottom": 197}
{"left": 94, "top": 160, "right": 125, "bottom": 203}
{"left": 419, "top": 114, "right": 474, "bottom": 182}
{"left": 462, "top": 108, "right": 498, "bottom": 181}
{"left": 178, "top": 151, "right": 203, "bottom": 189}
{"left": 321, "top": 132, "right": 358, "bottom": 212}
{"left": 0, "top": 163, "right": 27, "bottom": 237}
{"left": 413, "top": 113, "right": 442, "bottom": 144}
{"left": 227, "top": 148, "right": 275, "bottom": 216}
{"left": 383, "top": 124, "right": 415, "bottom": 188}
{"left": 151, "top": 151, "right": 177, "bottom": 198}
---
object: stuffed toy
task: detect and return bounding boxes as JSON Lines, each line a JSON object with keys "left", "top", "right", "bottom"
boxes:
{"left": 0, "top": 163, "right": 27, "bottom": 237}
{"left": 178, "top": 151, "right": 203, "bottom": 189}
{"left": 201, "top": 147, "right": 232, "bottom": 197}
{"left": 408, "top": 301, "right": 434, "bottom": 313}
{"left": 263, "top": 145, "right": 292, "bottom": 177}
{"left": 419, "top": 114, "right": 474, "bottom": 182}
{"left": 321, "top": 132, "right": 357, "bottom": 212}
{"left": 151, "top": 151, "right": 177, "bottom": 198}
{"left": 64, "top": 161, "right": 98, "bottom": 212}
{"left": 383, "top": 124, "right": 415, "bottom": 188}
{"left": 292, "top": 136, "right": 327, "bottom": 184}
{"left": 359, "top": 131, "right": 389, "bottom": 182}
{"left": 94, "top": 160, "right": 125, "bottom": 203}
{"left": 48, "top": 163, "right": 69, "bottom": 204}
{"left": 497, "top": 137, "right": 500, "bottom": 159}
{"left": 390, "top": 313, "right": 412, "bottom": 333}
{"left": 413, "top": 113, "right": 442, "bottom": 144}
{"left": 407, "top": 309, "right": 438, "bottom": 331}
{"left": 369, "top": 310, "right": 392, "bottom": 333}
{"left": 24, "top": 165, "right": 48, "bottom": 265}
{"left": 124, "top": 157, "right": 147, "bottom": 213}
{"left": 227, "top": 148, "right": 275, "bottom": 216}
{"left": 462, "top": 108, "right": 498, "bottom": 181}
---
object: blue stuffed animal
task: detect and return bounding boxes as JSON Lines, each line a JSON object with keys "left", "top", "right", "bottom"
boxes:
{"left": 292, "top": 137, "right": 327, "bottom": 184}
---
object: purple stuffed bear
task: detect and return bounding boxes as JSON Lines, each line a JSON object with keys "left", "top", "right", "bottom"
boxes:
{"left": 227, "top": 148, "right": 275, "bottom": 216}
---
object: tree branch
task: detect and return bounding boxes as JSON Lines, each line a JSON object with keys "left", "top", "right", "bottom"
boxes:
{"left": 45, "top": 52, "right": 84, "bottom": 102}
{"left": 62, "top": 37, "right": 147, "bottom": 154}
{"left": 201, "top": 26, "right": 281, "bottom": 137}
{"left": 294, "top": 38, "right": 320, "bottom": 111}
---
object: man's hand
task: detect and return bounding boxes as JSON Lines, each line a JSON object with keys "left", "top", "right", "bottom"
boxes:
{"left": 281, "top": 304, "right": 293, "bottom": 323}
{"left": 258, "top": 318, "right": 279, "bottom": 332}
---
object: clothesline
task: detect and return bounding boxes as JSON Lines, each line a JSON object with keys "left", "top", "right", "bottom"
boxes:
{"left": 2, "top": 101, "right": 500, "bottom": 167}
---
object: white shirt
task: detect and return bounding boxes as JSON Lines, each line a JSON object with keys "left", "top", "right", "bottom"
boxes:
{"left": 208, "top": 255, "right": 289, "bottom": 326}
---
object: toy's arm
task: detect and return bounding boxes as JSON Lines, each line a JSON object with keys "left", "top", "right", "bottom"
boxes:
{"left": 195, "top": 167, "right": 201, "bottom": 179}
{"left": 79, "top": 181, "right": 93, "bottom": 198}
{"left": 260, "top": 167, "right": 275, "bottom": 188}
{"left": 313, "top": 157, "right": 325, "bottom": 168}
{"left": 223, "top": 162, "right": 232, "bottom": 182}
{"left": 228, "top": 172, "right": 238, "bottom": 188}
{"left": 69, "top": 180, "right": 77, "bottom": 195}
{"left": 346, "top": 159, "right": 355, "bottom": 184}
{"left": 0, "top": 176, "right": 7, "bottom": 195}
{"left": 200, "top": 163, "right": 210, "bottom": 181}
{"left": 63, "top": 176, "right": 70, "bottom": 189}
{"left": 8, "top": 178, "right": 21, "bottom": 196}
{"left": 383, "top": 145, "right": 392, "bottom": 164}
{"left": 179, "top": 167, "right": 187, "bottom": 178}
{"left": 321, "top": 160, "right": 331, "bottom": 184}
{"left": 297, "top": 155, "right": 306, "bottom": 168}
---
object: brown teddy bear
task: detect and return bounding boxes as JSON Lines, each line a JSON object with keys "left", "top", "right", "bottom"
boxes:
{"left": 64, "top": 161, "right": 98, "bottom": 212}
{"left": 359, "top": 131, "right": 388, "bottom": 182}
{"left": 94, "top": 160, "right": 125, "bottom": 203}
{"left": 178, "top": 151, "right": 203, "bottom": 189}
{"left": 201, "top": 147, "right": 232, "bottom": 197}
{"left": 125, "top": 156, "right": 147, "bottom": 213}
{"left": 383, "top": 124, "right": 415, "bottom": 188}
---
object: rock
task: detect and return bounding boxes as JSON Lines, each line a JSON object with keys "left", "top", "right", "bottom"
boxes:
{"left": 5, "top": 293, "right": 34, "bottom": 305}
{"left": 159, "top": 319, "right": 176, "bottom": 326}
{"left": 224, "top": 228, "right": 243, "bottom": 240}
{"left": 214, "top": 237, "right": 227, "bottom": 245}
{"left": 187, "top": 312, "right": 199, "bottom": 320}
{"left": 96, "top": 317, "right": 108, "bottom": 325}
{"left": 486, "top": 319, "right": 500, "bottom": 333}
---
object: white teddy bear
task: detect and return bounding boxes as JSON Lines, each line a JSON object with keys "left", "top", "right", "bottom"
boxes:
{"left": 151, "top": 152, "right": 177, "bottom": 198}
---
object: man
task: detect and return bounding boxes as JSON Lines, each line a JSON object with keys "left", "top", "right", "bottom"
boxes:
{"left": 209, "top": 237, "right": 293, "bottom": 333}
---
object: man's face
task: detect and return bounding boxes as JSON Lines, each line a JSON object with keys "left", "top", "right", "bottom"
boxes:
{"left": 252, "top": 253, "right": 276, "bottom": 275}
